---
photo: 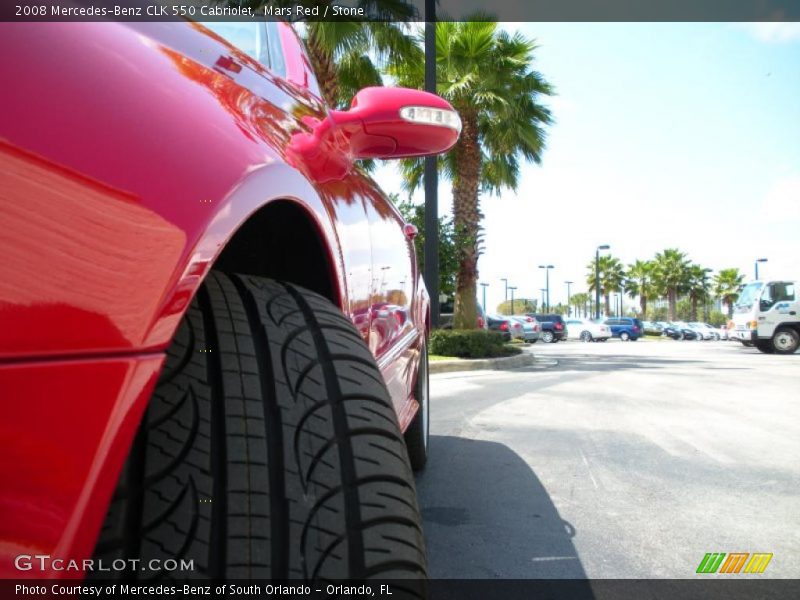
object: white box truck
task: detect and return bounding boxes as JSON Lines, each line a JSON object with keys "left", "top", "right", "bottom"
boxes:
{"left": 732, "top": 279, "right": 800, "bottom": 354}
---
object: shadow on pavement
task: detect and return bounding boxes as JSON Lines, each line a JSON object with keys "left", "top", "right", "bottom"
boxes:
{"left": 416, "top": 435, "right": 592, "bottom": 591}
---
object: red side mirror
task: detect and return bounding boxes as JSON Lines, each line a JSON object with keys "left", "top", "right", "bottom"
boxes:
{"left": 286, "top": 87, "right": 460, "bottom": 183}
{"left": 333, "top": 87, "right": 461, "bottom": 159}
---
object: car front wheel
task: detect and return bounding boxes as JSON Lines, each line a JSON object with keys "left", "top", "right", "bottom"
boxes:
{"left": 93, "top": 272, "right": 427, "bottom": 582}
{"left": 773, "top": 328, "right": 800, "bottom": 355}
{"left": 619, "top": 332, "right": 630, "bottom": 341}
{"left": 542, "top": 331, "right": 555, "bottom": 343}
{"left": 580, "top": 331, "right": 592, "bottom": 342}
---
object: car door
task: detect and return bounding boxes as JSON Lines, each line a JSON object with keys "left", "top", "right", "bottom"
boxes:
{"left": 758, "top": 281, "right": 797, "bottom": 337}
{"left": 364, "top": 190, "right": 417, "bottom": 409}
{"left": 605, "top": 318, "right": 620, "bottom": 335}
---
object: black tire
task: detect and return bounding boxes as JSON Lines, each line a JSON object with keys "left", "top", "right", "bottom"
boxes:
{"left": 542, "top": 331, "right": 555, "bottom": 343}
{"left": 404, "top": 341, "right": 429, "bottom": 471}
{"left": 742, "top": 340, "right": 754, "bottom": 348}
{"left": 93, "top": 273, "right": 427, "bottom": 583}
{"left": 579, "top": 331, "right": 592, "bottom": 342}
{"left": 773, "top": 327, "right": 800, "bottom": 355}
{"left": 619, "top": 331, "right": 630, "bottom": 341}
{"left": 530, "top": 339, "right": 538, "bottom": 344}
{"left": 754, "top": 339, "right": 775, "bottom": 354}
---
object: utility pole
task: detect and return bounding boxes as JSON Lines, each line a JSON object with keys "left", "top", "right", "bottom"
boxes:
{"left": 501, "top": 278, "right": 509, "bottom": 302}
{"left": 595, "top": 245, "right": 610, "bottom": 319}
{"left": 540, "top": 288, "right": 546, "bottom": 311}
{"left": 509, "top": 286, "right": 517, "bottom": 315}
{"left": 423, "top": 0, "right": 439, "bottom": 327}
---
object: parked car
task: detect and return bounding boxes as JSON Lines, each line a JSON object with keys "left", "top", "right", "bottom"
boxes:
{"left": 642, "top": 320, "right": 664, "bottom": 335}
{"left": 663, "top": 322, "right": 700, "bottom": 340}
{"left": 689, "top": 322, "right": 720, "bottom": 340}
{"left": 487, "top": 315, "right": 514, "bottom": 341}
{"left": 565, "top": 318, "right": 612, "bottom": 342}
{"left": 440, "top": 300, "right": 489, "bottom": 330}
{"left": 511, "top": 315, "right": 542, "bottom": 343}
{"left": 604, "top": 317, "right": 644, "bottom": 341}
{"left": 716, "top": 324, "right": 730, "bottom": 340}
{"left": 527, "top": 313, "right": 568, "bottom": 343}
{"left": 0, "top": 21, "right": 461, "bottom": 581}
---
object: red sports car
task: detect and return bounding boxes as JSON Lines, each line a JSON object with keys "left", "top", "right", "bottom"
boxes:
{"left": 0, "top": 21, "right": 460, "bottom": 581}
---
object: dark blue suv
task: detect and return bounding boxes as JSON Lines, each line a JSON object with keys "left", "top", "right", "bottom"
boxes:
{"left": 604, "top": 317, "right": 644, "bottom": 341}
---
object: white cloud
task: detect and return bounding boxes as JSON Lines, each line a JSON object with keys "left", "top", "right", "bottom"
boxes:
{"left": 737, "top": 22, "right": 800, "bottom": 43}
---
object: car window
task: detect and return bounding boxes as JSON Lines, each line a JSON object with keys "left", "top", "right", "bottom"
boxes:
{"left": 264, "top": 21, "right": 286, "bottom": 77}
{"left": 761, "top": 282, "right": 796, "bottom": 310}
{"left": 202, "top": 22, "right": 268, "bottom": 65}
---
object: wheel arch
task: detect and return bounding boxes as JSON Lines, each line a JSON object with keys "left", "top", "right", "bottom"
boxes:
{"left": 143, "top": 163, "right": 348, "bottom": 352}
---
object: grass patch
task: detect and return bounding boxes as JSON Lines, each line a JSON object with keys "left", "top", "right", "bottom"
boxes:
{"left": 430, "top": 329, "right": 511, "bottom": 359}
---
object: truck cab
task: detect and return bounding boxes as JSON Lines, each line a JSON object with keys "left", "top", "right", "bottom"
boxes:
{"left": 732, "top": 280, "right": 800, "bottom": 354}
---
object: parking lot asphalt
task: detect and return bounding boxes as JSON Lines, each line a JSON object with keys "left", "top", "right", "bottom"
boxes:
{"left": 415, "top": 338, "right": 800, "bottom": 578}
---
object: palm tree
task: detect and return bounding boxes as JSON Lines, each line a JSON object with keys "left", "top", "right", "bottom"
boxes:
{"left": 570, "top": 292, "right": 590, "bottom": 318}
{"left": 651, "top": 249, "right": 690, "bottom": 320}
{"left": 625, "top": 260, "right": 655, "bottom": 317}
{"left": 685, "top": 264, "right": 709, "bottom": 321}
{"left": 304, "top": 19, "right": 416, "bottom": 108}
{"left": 587, "top": 255, "right": 625, "bottom": 316}
{"left": 389, "top": 20, "right": 554, "bottom": 329}
{"left": 714, "top": 268, "right": 745, "bottom": 318}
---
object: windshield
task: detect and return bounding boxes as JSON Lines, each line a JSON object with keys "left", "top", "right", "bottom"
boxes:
{"left": 735, "top": 282, "right": 763, "bottom": 311}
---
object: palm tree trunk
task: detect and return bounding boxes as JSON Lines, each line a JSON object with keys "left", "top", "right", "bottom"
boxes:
{"left": 304, "top": 26, "right": 340, "bottom": 108}
{"left": 668, "top": 288, "right": 677, "bottom": 321}
{"left": 690, "top": 294, "right": 698, "bottom": 321}
{"left": 640, "top": 295, "right": 647, "bottom": 317}
{"left": 452, "top": 111, "right": 481, "bottom": 330}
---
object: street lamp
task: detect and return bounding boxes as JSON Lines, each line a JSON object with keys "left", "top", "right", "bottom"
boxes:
{"left": 538, "top": 264, "right": 554, "bottom": 311}
{"left": 540, "top": 288, "right": 547, "bottom": 311}
{"left": 423, "top": 0, "right": 439, "bottom": 327}
{"left": 479, "top": 282, "right": 489, "bottom": 314}
{"left": 595, "top": 245, "right": 610, "bottom": 319}
{"left": 508, "top": 286, "right": 517, "bottom": 315}
{"left": 755, "top": 258, "right": 768, "bottom": 280}
{"left": 501, "top": 278, "right": 509, "bottom": 302}
{"left": 565, "top": 281, "right": 573, "bottom": 316}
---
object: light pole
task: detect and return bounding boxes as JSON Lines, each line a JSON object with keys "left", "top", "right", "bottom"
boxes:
{"left": 565, "top": 281, "right": 573, "bottom": 316}
{"left": 702, "top": 268, "right": 713, "bottom": 322}
{"left": 480, "top": 282, "right": 489, "bottom": 315}
{"left": 755, "top": 258, "right": 767, "bottom": 280}
{"left": 423, "top": 0, "right": 439, "bottom": 327}
{"left": 540, "top": 288, "right": 547, "bottom": 311}
{"left": 501, "top": 278, "right": 509, "bottom": 302}
{"left": 595, "top": 245, "right": 610, "bottom": 319}
{"left": 539, "top": 265, "right": 554, "bottom": 311}
{"left": 509, "top": 286, "right": 517, "bottom": 315}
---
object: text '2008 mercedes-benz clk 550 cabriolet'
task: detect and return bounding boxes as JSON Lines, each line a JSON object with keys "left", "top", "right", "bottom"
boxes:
{"left": 0, "top": 20, "right": 460, "bottom": 584}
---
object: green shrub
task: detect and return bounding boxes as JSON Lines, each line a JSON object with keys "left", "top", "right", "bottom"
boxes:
{"left": 430, "top": 329, "right": 520, "bottom": 359}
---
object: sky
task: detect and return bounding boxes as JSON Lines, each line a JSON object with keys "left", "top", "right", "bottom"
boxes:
{"left": 374, "top": 22, "right": 800, "bottom": 314}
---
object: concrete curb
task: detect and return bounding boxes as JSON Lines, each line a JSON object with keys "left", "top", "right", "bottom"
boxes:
{"left": 429, "top": 351, "right": 537, "bottom": 374}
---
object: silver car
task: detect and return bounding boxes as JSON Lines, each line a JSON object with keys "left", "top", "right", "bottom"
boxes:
{"left": 511, "top": 316, "right": 541, "bottom": 343}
